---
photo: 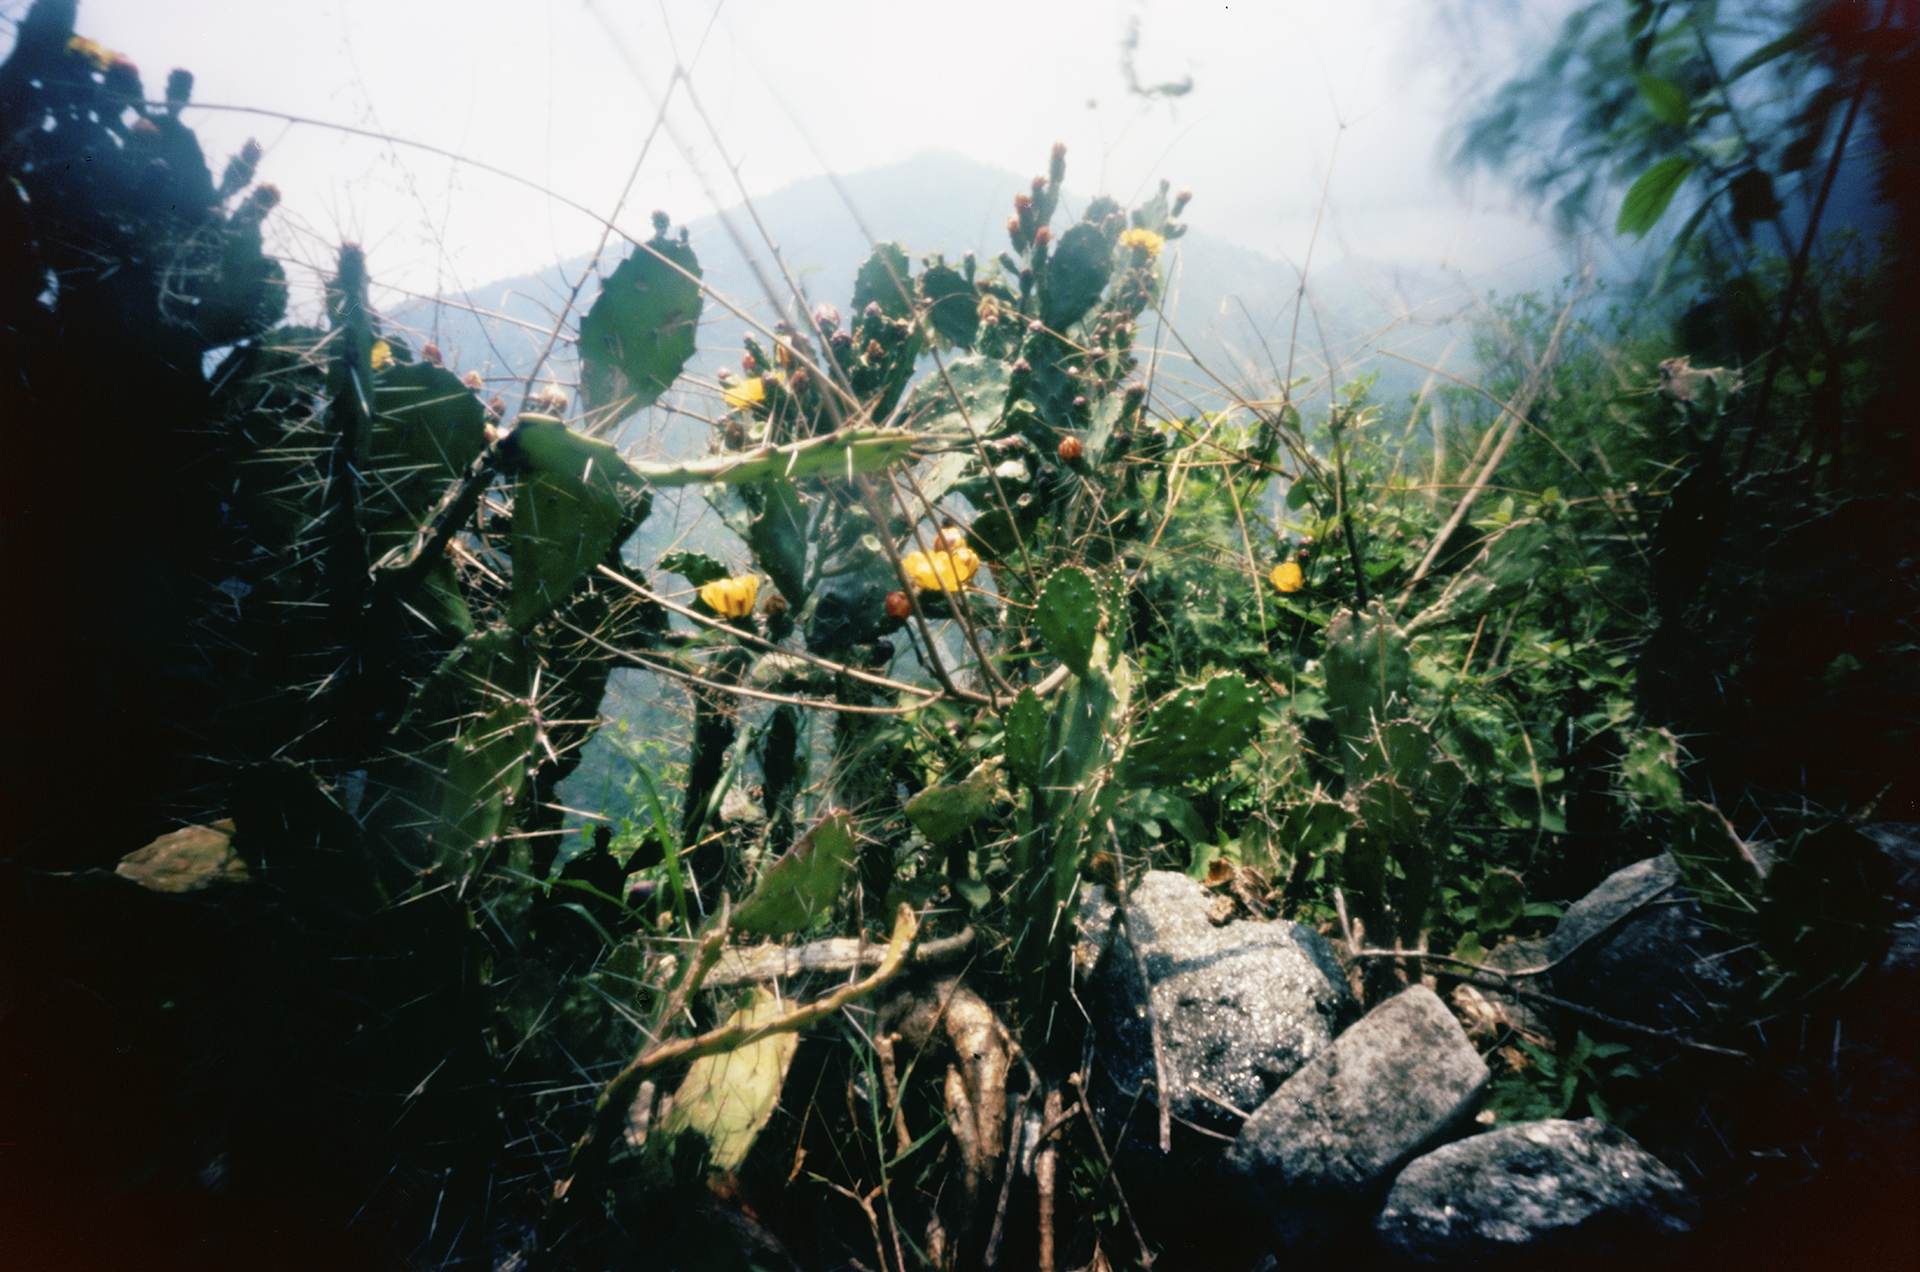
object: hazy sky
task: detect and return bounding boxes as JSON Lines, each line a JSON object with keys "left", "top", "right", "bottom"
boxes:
{"left": 19, "top": 0, "right": 1578, "bottom": 310}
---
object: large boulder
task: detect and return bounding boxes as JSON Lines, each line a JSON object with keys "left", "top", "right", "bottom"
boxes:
{"left": 1223, "top": 984, "right": 1489, "bottom": 1255}
{"left": 1547, "top": 853, "right": 1747, "bottom": 1033}
{"left": 1373, "top": 1117, "right": 1698, "bottom": 1269}
{"left": 1078, "top": 871, "right": 1357, "bottom": 1139}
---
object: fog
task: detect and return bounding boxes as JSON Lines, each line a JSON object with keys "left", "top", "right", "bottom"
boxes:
{"left": 10, "top": 0, "right": 1599, "bottom": 318}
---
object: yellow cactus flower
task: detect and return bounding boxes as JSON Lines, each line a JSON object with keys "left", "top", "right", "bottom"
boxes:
{"left": 699, "top": 574, "right": 759, "bottom": 618}
{"left": 67, "top": 36, "right": 115, "bottom": 71}
{"left": 1118, "top": 227, "right": 1165, "bottom": 259}
{"left": 370, "top": 339, "right": 394, "bottom": 369}
{"left": 721, "top": 375, "right": 768, "bottom": 411}
{"left": 902, "top": 546, "right": 981, "bottom": 593}
{"left": 1270, "top": 561, "right": 1305, "bottom": 593}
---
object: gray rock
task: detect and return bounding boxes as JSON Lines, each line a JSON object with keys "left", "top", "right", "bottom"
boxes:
{"left": 1224, "top": 984, "right": 1489, "bottom": 1254}
{"left": 1547, "top": 854, "right": 1746, "bottom": 1033}
{"left": 1078, "top": 871, "right": 1356, "bottom": 1138}
{"left": 1374, "top": 1117, "right": 1699, "bottom": 1269}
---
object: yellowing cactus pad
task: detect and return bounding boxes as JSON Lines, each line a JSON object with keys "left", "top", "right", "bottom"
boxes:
{"left": 903, "top": 546, "right": 981, "bottom": 593}
{"left": 699, "top": 574, "right": 759, "bottom": 618}
{"left": 1270, "top": 561, "right": 1305, "bottom": 593}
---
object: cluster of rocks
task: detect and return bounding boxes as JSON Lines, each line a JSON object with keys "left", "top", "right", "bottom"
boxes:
{"left": 1073, "top": 836, "right": 1919, "bottom": 1268}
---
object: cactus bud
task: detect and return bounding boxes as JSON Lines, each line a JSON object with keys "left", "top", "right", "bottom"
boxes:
{"left": 129, "top": 117, "right": 160, "bottom": 143}
{"left": 422, "top": 341, "right": 443, "bottom": 366}
{"left": 104, "top": 55, "right": 141, "bottom": 97}
{"left": 1013, "top": 192, "right": 1033, "bottom": 214}
{"left": 1033, "top": 226, "right": 1050, "bottom": 248}
{"left": 885, "top": 590, "right": 912, "bottom": 620}
{"left": 1011, "top": 357, "right": 1031, "bottom": 374}
{"left": 1031, "top": 175, "right": 1047, "bottom": 198}
{"left": 1049, "top": 142, "right": 1067, "bottom": 184}
{"left": 1057, "top": 435, "right": 1084, "bottom": 462}
{"left": 1172, "top": 188, "right": 1193, "bottom": 217}
{"left": 463, "top": 370, "right": 484, "bottom": 391}
{"left": 651, "top": 209, "right": 670, "bottom": 237}
{"left": 813, "top": 302, "right": 840, "bottom": 333}
{"left": 165, "top": 68, "right": 192, "bottom": 110}
{"left": 234, "top": 184, "right": 279, "bottom": 226}
{"left": 1124, "top": 382, "right": 1147, "bottom": 403}
{"left": 865, "top": 339, "right": 885, "bottom": 362}
{"left": 487, "top": 394, "right": 507, "bottom": 418}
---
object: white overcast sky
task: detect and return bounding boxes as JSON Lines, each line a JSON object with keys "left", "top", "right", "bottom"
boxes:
{"left": 16, "top": 0, "right": 1581, "bottom": 310}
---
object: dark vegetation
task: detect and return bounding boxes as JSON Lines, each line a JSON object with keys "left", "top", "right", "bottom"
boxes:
{"left": 0, "top": 0, "right": 1914, "bottom": 1268}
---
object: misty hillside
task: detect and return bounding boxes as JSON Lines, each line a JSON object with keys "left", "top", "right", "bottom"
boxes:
{"left": 394, "top": 149, "right": 1528, "bottom": 459}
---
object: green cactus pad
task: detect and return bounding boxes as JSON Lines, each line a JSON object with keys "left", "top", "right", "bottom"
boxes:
{"left": 905, "top": 759, "right": 1000, "bottom": 846}
{"left": 1041, "top": 221, "right": 1112, "bottom": 333}
{"left": 903, "top": 355, "right": 1010, "bottom": 439}
{"left": 851, "top": 242, "right": 914, "bottom": 320}
{"left": 919, "top": 261, "right": 978, "bottom": 349}
{"left": 578, "top": 231, "right": 703, "bottom": 429}
{"left": 1002, "top": 688, "right": 1047, "bottom": 789}
{"left": 1120, "top": 673, "right": 1265, "bottom": 786}
{"left": 659, "top": 550, "right": 731, "bottom": 588}
{"left": 629, "top": 427, "right": 918, "bottom": 487}
{"left": 508, "top": 419, "right": 648, "bottom": 630}
{"left": 1323, "top": 601, "right": 1411, "bottom": 781}
{"left": 731, "top": 810, "right": 857, "bottom": 937}
{"left": 747, "top": 477, "right": 809, "bottom": 608}
{"left": 1037, "top": 565, "right": 1104, "bottom": 677}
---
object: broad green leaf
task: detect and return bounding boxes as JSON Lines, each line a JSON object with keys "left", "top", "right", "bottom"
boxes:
{"left": 1477, "top": 869, "right": 1526, "bottom": 933}
{"left": 1634, "top": 73, "right": 1689, "bottom": 126}
{"left": 579, "top": 231, "right": 703, "bottom": 428}
{"left": 731, "top": 810, "right": 856, "bottom": 937}
{"left": 1725, "top": 27, "right": 1810, "bottom": 82}
{"left": 1616, "top": 155, "right": 1695, "bottom": 239}
{"left": 656, "top": 987, "right": 800, "bottom": 1171}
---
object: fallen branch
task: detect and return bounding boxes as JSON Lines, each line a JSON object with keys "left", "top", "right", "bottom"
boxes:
{"left": 1351, "top": 947, "right": 1749, "bottom": 1059}
{"left": 706, "top": 926, "right": 977, "bottom": 988}
{"left": 539, "top": 905, "right": 921, "bottom": 1263}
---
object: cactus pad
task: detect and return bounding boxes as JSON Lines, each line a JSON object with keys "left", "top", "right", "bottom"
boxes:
{"left": 578, "top": 229, "right": 703, "bottom": 428}
{"left": 1121, "top": 673, "right": 1265, "bottom": 786}
{"left": 1036, "top": 565, "right": 1104, "bottom": 676}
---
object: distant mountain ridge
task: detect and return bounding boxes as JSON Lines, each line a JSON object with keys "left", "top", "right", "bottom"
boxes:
{"left": 399, "top": 148, "right": 1509, "bottom": 457}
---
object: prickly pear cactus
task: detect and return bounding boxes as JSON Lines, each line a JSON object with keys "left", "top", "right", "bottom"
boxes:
{"left": 1036, "top": 565, "right": 1106, "bottom": 676}
{"left": 578, "top": 216, "right": 703, "bottom": 427}
{"left": 1120, "top": 672, "right": 1264, "bottom": 787}
{"left": 506, "top": 417, "right": 650, "bottom": 629}
{"left": 1322, "top": 601, "right": 1412, "bottom": 784}
{"left": 1002, "top": 687, "right": 1048, "bottom": 790}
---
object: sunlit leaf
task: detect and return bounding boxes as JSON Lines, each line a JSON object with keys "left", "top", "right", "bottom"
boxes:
{"left": 1616, "top": 155, "right": 1695, "bottom": 239}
